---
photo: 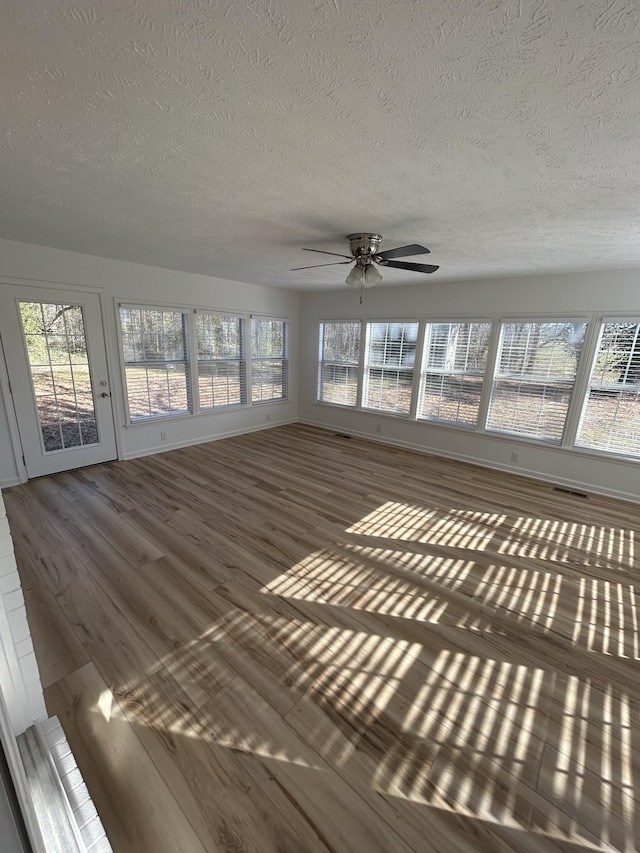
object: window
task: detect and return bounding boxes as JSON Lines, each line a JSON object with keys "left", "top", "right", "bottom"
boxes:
{"left": 119, "top": 306, "right": 191, "bottom": 421}
{"left": 363, "top": 322, "right": 419, "bottom": 415}
{"left": 196, "top": 312, "right": 246, "bottom": 409}
{"left": 251, "top": 318, "right": 288, "bottom": 403}
{"left": 576, "top": 321, "right": 640, "bottom": 457}
{"left": 19, "top": 301, "right": 99, "bottom": 451}
{"left": 486, "top": 321, "right": 587, "bottom": 442}
{"left": 418, "top": 321, "right": 492, "bottom": 427}
{"left": 318, "top": 321, "right": 360, "bottom": 406}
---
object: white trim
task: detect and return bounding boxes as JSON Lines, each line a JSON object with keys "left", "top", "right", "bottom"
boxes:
{"left": 96, "top": 292, "right": 125, "bottom": 463}
{"left": 249, "top": 314, "right": 291, "bottom": 322}
{"left": 563, "top": 315, "right": 602, "bottom": 449}
{"left": 187, "top": 309, "right": 200, "bottom": 415}
{"left": 298, "top": 416, "right": 640, "bottom": 504}
{"left": 195, "top": 308, "right": 246, "bottom": 319}
{"left": 114, "top": 299, "right": 132, "bottom": 427}
{"left": 0, "top": 689, "right": 46, "bottom": 853}
{"left": 310, "top": 398, "right": 640, "bottom": 465}
{"left": 0, "top": 275, "right": 102, "bottom": 294}
{"left": 355, "top": 320, "right": 366, "bottom": 409}
{"left": 121, "top": 416, "right": 296, "bottom": 460}
{"left": 118, "top": 301, "right": 191, "bottom": 313}
{"left": 0, "top": 335, "right": 27, "bottom": 484}
{"left": 0, "top": 477, "right": 21, "bottom": 489}
{"left": 598, "top": 314, "right": 640, "bottom": 324}
{"left": 408, "top": 321, "right": 426, "bottom": 421}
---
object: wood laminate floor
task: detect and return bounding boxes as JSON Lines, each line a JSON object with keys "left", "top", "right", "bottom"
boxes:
{"left": 5, "top": 424, "right": 640, "bottom": 852}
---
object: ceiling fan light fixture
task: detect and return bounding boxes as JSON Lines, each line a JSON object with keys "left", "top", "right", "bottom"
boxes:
{"left": 364, "top": 263, "right": 383, "bottom": 287}
{"left": 345, "top": 264, "right": 364, "bottom": 287}
{"left": 346, "top": 262, "right": 383, "bottom": 288}
{"left": 295, "top": 233, "right": 437, "bottom": 292}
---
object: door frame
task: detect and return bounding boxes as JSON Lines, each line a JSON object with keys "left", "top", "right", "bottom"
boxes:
{"left": 0, "top": 277, "right": 123, "bottom": 484}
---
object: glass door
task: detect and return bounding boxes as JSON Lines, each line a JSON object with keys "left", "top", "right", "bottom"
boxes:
{"left": 0, "top": 286, "right": 117, "bottom": 477}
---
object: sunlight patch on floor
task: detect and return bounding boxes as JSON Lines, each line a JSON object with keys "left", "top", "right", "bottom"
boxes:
{"left": 345, "top": 502, "right": 507, "bottom": 549}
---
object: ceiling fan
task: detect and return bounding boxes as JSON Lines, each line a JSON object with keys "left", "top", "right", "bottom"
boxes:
{"left": 291, "top": 233, "right": 439, "bottom": 289}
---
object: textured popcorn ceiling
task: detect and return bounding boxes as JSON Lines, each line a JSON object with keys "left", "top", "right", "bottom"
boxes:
{"left": 2, "top": 1, "right": 640, "bottom": 291}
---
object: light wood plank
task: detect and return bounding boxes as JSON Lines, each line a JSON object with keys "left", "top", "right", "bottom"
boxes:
{"left": 45, "top": 663, "right": 209, "bottom": 853}
{"left": 5, "top": 422, "right": 638, "bottom": 852}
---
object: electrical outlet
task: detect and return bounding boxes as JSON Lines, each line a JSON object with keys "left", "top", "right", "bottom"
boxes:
{"left": 376, "top": 423, "right": 382, "bottom": 434}
{"left": 265, "top": 413, "right": 271, "bottom": 422}
{"left": 160, "top": 431, "right": 168, "bottom": 442}
{"left": 511, "top": 451, "right": 520, "bottom": 463}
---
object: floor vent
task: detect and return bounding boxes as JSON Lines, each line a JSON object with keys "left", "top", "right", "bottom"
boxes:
{"left": 552, "top": 486, "right": 588, "bottom": 499}
{"left": 334, "top": 433, "right": 352, "bottom": 439}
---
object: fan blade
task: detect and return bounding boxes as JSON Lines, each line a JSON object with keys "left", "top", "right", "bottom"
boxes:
{"left": 290, "top": 261, "right": 353, "bottom": 270}
{"left": 381, "top": 260, "right": 439, "bottom": 274}
{"left": 377, "top": 243, "right": 430, "bottom": 260}
{"left": 301, "top": 248, "right": 353, "bottom": 259}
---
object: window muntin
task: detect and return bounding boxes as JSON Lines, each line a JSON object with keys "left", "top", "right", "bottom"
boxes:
{"left": 196, "top": 313, "right": 246, "bottom": 409}
{"left": 486, "top": 321, "right": 587, "bottom": 442}
{"left": 20, "top": 301, "right": 99, "bottom": 451}
{"left": 120, "top": 306, "right": 191, "bottom": 421}
{"left": 363, "top": 322, "right": 419, "bottom": 415}
{"left": 576, "top": 321, "right": 640, "bottom": 457}
{"left": 418, "top": 321, "right": 492, "bottom": 427}
{"left": 251, "top": 318, "right": 288, "bottom": 403}
{"left": 318, "top": 321, "right": 360, "bottom": 407}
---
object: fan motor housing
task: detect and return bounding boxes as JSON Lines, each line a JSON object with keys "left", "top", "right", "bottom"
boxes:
{"left": 347, "top": 233, "right": 383, "bottom": 261}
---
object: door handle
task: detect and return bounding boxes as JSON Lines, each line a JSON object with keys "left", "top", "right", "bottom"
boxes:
{"left": 101, "top": 392, "right": 111, "bottom": 398}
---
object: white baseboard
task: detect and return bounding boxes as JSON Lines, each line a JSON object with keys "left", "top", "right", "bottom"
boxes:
{"left": 298, "top": 418, "right": 640, "bottom": 505}
{"left": 7, "top": 416, "right": 639, "bottom": 505}
{"left": 0, "top": 478, "right": 21, "bottom": 490}
{"left": 122, "top": 417, "right": 297, "bottom": 461}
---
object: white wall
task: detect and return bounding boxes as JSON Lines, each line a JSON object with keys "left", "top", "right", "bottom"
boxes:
{"left": 0, "top": 492, "right": 45, "bottom": 733}
{"left": 0, "top": 238, "right": 300, "bottom": 485}
{"left": 0, "top": 386, "right": 18, "bottom": 487}
{"left": 299, "top": 268, "right": 640, "bottom": 503}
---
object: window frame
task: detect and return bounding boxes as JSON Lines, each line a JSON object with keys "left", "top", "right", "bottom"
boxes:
{"left": 484, "top": 317, "right": 589, "bottom": 445}
{"left": 317, "top": 319, "right": 362, "bottom": 408}
{"left": 194, "top": 309, "right": 247, "bottom": 412}
{"left": 250, "top": 316, "right": 290, "bottom": 405}
{"left": 361, "top": 319, "right": 421, "bottom": 417}
{"left": 118, "top": 303, "right": 291, "bottom": 425}
{"left": 574, "top": 315, "right": 640, "bottom": 459}
{"left": 416, "top": 319, "right": 493, "bottom": 430}
{"left": 118, "top": 303, "right": 192, "bottom": 424}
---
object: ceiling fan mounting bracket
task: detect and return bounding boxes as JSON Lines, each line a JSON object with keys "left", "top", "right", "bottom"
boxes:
{"left": 346, "top": 233, "right": 383, "bottom": 261}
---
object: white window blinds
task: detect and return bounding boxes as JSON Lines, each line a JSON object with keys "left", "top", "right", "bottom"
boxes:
{"left": 576, "top": 321, "right": 640, "bottom": 457}
{"left": 318, "top": 321, "right": 360, "bottom": 406}
{"left": 195, "top": 313, "right": 246, "bottom": 409}
{"left": 362, "top": 322, "right": 419, "bottom": 415}
{"left": 251, "top": 318, "right": 288, "bottom": 403}
{"left": 487, "top": 321, "right": 587, "bottom": 442}
{"left": 119, "top": 306, "right": 191, "bottom": 421}
{"left": 418, "top": 321, "right": 492, "bottom": 427}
